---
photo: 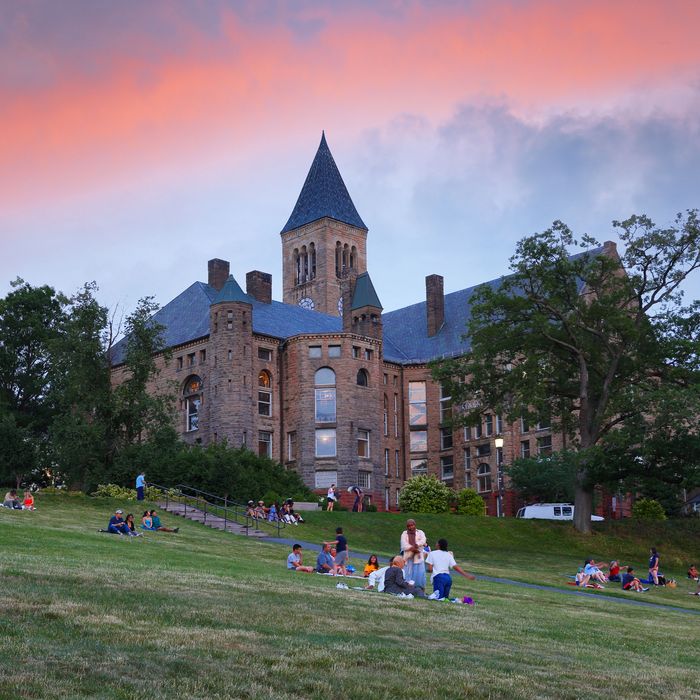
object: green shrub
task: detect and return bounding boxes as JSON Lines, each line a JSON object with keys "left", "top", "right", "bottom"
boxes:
{"left": 365, "top": 503, "right": 378, "bottom": 513}
{"left": 90, "top": 483, "right": 161, "bottom": 501}
{"left": 632, "top": 497, "right": 667, "bottom": 521}
{"left": 456, "top": 488, "right": 486, "bottom": 516}
{"left": 399, "top": 475, "right": 452, "bottom": 514}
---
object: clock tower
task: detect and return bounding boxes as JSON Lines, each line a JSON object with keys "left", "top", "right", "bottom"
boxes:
{"left": 280, "top": 132, "right": 368, "bottom": 316}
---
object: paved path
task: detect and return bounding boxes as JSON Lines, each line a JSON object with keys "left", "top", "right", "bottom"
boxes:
{"left": 160, "top": 502, "right": 700, "bottom": 617}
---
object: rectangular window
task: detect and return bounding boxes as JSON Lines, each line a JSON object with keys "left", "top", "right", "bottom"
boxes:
{"left": 258, "top": 347, "right": 272, "bottom": 361}
{"left": 476, "top": 443, "right": 491, "bottom": 458}
{"left": 199, "top": 349, "right": 206, "bottom": 364}
{"left": 520, "top": 440, "right": 530, "bottom": 458}
{"left": 485, "top": 414, "right": 494, "bottom": 436}
{"left": 227, "top": 310, "right": 233, "bottom": 330}
{"left": 396, "top": 488, "right": 401, "bottom": 507}
{"left": 187, "top": 352, "right": 196, "bottom": 367}
{"left": 384, "top": 448, "right": 390, "bottom": 476}
{"left": 227, "top": 349, "right": 232, "bottom": 361}
{"left": 352, "top": 346, "right": 361, "bottom": 359}
{"left": 364, "top": 348, "right": 373, "bottom": 360}
{"left": 393, "top": 375, "right": 398, "bottom": 387}
{"left": 358, "top": 429, "right": 370, "bottom": 458}
{"left": 314, "top": 471, "right": 337, "bottom": 489}
{"left": 463, "top": 426, "right": 471, "bottom": 441}
{"left": 554, "top": 506, "right": 562, "bottom": 517}
{"left": 315, "top": 387, "right": 336, "bottom": 423}
{"left": 562, "top": 506, "right": 572, "bottom": 517}
{"left": 521, "top": 415, "right": 530, "bottom": 433}
{"left": 186, "top": 397, "right": 200, "bottom": 432}
{"left": 383, "top": 373, "right": 388, "bottom": 385}
{"left": 358, "top": 471, "right": 371, "bottom": 489}
{"left": 440, "top": 456, "right": 454, "bottom": 480}
{"left": 440, "top": 427, "right": 453, "bottom": 450}
{"left": 177, "top": 356, "right": 183, "bottom": 370}
{"left": 537, "top": 416, "right": 551, "bottom": 430}
{"left": 410, "top": 430, "right": 428, "bottom": 452}
{"left": 287, "top": 432, "right": 297, "bottom": 461}
{"left": 537, "top": 435, "right": 553, "bottom": 455}
{"left": 395, "top": 449, "right": 400, "bottom": 478}
{"left": 258, "top": 431, "right": 272, "bottom": 458}
{"left": 315, "top": 428, "right": 336, "bottom": 458}
{"left": 439, "top": 384, "right": 452, "bottom": 423}
{"left": 408, "top": 381, "right": 427, "bottom": 426}
{"left": 477, "top": 467, "right": 492, "bottom": 493}
{"left": 308, "top": 345, "right": 322, "bottom": 358}
{"left": 328, "top": 345, "right": 341, "bottom": 358}
{"left": 410, "top": 458, "right": 428, "bottom": 476}
{"left": 258, "top": 389, "right": 272, "bottom": 416}
{"left": 393, "top": 394, "right": 399, "bottom": 437}
{"left": 474, "top": 421, "right": 483, "bottom": 439}
{"left": 464, "top": 446, "right": 471, "bottom": 470}
{"left": 496, "top": 414, "right": 503, "bottom": 434}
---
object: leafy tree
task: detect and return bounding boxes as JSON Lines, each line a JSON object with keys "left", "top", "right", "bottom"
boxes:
{"left": 399, "top": 475, "right": 452, "bottom": 513}
{"left": 631, "top": 498, "right": 667, "bottom": 521}
{"left": 433, "top": 211, "right": 700, "bottom": 533}
{"left": 456, "top": 488, "right": 486, "bottom": 516}
{"left": 506, "top": 452, "right": 577, "bottom": 504}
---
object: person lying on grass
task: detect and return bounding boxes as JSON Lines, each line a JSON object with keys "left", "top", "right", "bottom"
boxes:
{"left": 425, "top": 539, "right": 476, "bottom": 600}
{"left": 383, "top": 556, "right": 426, "bottom": 598}
{"left": 621, "top": 567, "right": 648, "bottom": 592}
{"left": 287, "top": 544, "right": 314, "bottom": 573}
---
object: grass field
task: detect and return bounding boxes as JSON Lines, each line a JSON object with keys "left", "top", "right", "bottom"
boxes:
{"left": 1, "top": 495, "right": 699, "bottom": 699}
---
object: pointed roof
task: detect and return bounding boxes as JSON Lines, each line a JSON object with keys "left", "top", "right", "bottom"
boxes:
{"left": 211, "top": 275, "right": 251, "bottom": 305}
{"left": 351, "top": 272, "right": 383, "bottom": 310}
{"left": 281, "top": 132, "right": 367, "bottom": 234}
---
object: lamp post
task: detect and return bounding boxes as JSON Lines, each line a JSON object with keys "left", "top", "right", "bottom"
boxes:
{"left": 494, "top": 436, "right": 505, "bottom": 517}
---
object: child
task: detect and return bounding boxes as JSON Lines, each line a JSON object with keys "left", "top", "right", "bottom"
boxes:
{"left": 621, "top": 567, "right": 648, "bottom": 592}
{"left": 425, "top": 538, "right": 476, "bottom": 600}
{"left": 325, "top": 527, "right": 349, "bottom": 576}
{"left": 287, "top": 544, "right": 314, "bottom": 573}
{"left": 687, "top": 564, "right": 698, "bottom": 581}
{"left": 364, "top": 554, "right": 380, "bottom": 577}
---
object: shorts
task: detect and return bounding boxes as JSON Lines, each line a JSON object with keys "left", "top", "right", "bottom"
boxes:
{"left": 335, "top": 550, "right": 348, "bottom": 566}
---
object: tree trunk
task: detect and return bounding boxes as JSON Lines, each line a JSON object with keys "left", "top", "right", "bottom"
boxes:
{"left": 573, "top": 479, "right": 593, "bottom": 534}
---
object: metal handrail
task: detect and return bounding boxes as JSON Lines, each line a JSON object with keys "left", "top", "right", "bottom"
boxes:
{"left": 147, "top": 482, "right": 286, "bottom": 536}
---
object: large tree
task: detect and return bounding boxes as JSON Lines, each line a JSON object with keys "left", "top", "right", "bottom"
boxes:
{"left": 433, "top": 211, "right": 700, "bottom": 533}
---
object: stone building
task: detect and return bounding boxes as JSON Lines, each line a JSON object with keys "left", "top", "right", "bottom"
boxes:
{"left": 111, "top": 133, "right": 560, "bottom": 514}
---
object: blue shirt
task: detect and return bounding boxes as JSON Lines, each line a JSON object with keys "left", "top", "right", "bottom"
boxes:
{"left": 287, "top": 552, "right": 301, "bottom": 569}
{"left": 316, "top": 551, "right": 334, "bottom": 571}
{"left": 136, "top": 474, "right": 145, "bottom": 488}
{"left": 335, "top": 534, "right": 347, "bottom": 553}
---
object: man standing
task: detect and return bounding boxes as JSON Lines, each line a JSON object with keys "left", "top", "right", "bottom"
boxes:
{"left": 135, "top": 472, "right": 146, "bottom": 501}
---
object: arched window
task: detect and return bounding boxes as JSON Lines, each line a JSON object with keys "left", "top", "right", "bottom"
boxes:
{"left": 309, "top": 243, "right": 316, "bottom": 280}
{"left": 315, "top": 367, "right": 336, "bottom": 423}
{"left": 343, "top": 243, "right": 349, "bottom": 272}
{"left": 357, "top": 368, "right": 369, "bottom": 387}
{"left": 477, "top": 464, "right": 492, "bottom": 493}
{"left": 258, "top": 370, "right": 272, "bottom": 416}
{"left": 183, "top": 375, "right": 202, "bottom": 432}
{"left": 350, "top": 245, "right": 357, "bottom": 270}
{"left": 294, "top": 248, "right": 301, "bottom": 285}
{"left": 301, "top": 245, "right": 308, "bottom": 283}
{"left": 335, "top": 241, "right": 342, "bottom": 277}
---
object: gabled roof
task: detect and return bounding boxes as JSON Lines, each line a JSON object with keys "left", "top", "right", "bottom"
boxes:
{"left": 212, "top": 275, "right": 250, "bottom": 304}
{"left": 351, "top": 272, "right": 383, "bottom": 310}
{"left": 280, "top": 132, "right": 367, "bottom": 234}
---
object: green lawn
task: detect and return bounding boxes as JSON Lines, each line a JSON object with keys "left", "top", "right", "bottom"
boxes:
{"left": 1, "top": 495, "right": 698, "bottom": 699}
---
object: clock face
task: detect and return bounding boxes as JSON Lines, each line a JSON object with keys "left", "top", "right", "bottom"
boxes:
{"left": 337, "top": 295, "right": 343, "bottom": 316}
{"left": 298, "top": 296, "right": 315, "bottom": 311}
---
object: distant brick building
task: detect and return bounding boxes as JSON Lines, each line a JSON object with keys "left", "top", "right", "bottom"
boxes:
{"left": 111, "top": 133, "right": 560, "bottom": 514}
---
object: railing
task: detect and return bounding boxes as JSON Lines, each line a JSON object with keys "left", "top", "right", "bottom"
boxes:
{"left": 147, "top": 482, "right": 286, "bottom": 537}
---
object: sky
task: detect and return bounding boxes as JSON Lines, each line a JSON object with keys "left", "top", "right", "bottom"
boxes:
{"left": 2, "top": 0, "right": 700, "bottom": 316}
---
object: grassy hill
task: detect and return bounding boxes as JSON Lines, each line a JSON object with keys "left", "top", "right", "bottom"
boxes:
{"left": 1, "top": 495, "right": 698, "bottom": 699}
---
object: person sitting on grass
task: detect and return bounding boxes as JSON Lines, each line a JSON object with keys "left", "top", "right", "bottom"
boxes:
{"left": 425, "top": 539, "right": 476, "bottom": 600}
{"left": 608, "top": 560, "right": 626, "bottom": 583}
{"left": 687, "top": 564, "right": 699, "bottom": 581}
{"left": 325, "top": 527, "right": 349, "bottom": 576}
{"left": 267, "top": 502, "right": 279, "bottom": 522}
{"left": 3, "top": 490, "right": 22, "bottom": 510}
{"left": 383, "top": 556, "right": 426, "bottom": 598}
{"left": 23, "top": 490, "right": 35, "bottom": 510}
{"left": 287, "top": 544, "right": 314, "bottom": 573}
{"left": 621, "top": 567, "right": 648, "bottom": 592}
{"left": 365, "top": 564, "right": 390, "bottom": 592}
{"left": 364, "top": 554, "right": 380, "bottom": 577}
{"left": 107, "top": 509, "right": 132, "bottom": 535}
{"left": 254, "top": 501, "right": 267, "bottom": 519}
{"left": 316, "top": 543, "right": 335, "bottom": 574}
{"left": 150, "top": 509, "right": 179, "bottom": 533}
{"left": 125, "top": 513, "right": 137, "bottom": 532}
{"left": 583, "top": 559, "right": 607, "bottom": 587}
{"left": 141, "top": 511, "right": 155, "bottom": 530}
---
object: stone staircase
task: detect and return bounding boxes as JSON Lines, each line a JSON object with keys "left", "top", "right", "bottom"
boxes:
{"left": 157, "top": 500, "right": 271, "bottom": 538}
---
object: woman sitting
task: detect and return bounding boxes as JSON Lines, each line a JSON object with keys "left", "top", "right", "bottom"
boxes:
{"left": 687, "top": 564, "right": 698, "bottom": 581}
{"left": 125, "top": 513, "right": 137, "bottom": 532}
{"left": 364, "top": 554, "right": 380, "bottom": 578}
{"left": 23, "top": 490, "right": 35, "bottom": 511}
{"left": 141, "top": 511, "right": 156, "bottom": 530}
{"left": 3, "top": 490, "right": 22, "bottom": 510}
{"left": 608, "top": 560, "right": 625, "bottom": 582}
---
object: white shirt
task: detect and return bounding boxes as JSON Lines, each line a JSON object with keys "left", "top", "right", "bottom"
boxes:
{"left": 425, "top": 550, "right": 457, "bottom": 580}
{"left": 368, "top": 566, "right": 389, "bottom": 592}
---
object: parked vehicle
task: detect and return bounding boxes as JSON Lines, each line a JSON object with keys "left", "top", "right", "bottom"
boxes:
{"left": 515, "top": 503, "right": 604, "bottom": 521}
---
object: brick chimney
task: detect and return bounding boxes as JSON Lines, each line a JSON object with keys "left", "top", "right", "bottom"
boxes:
{"left": 426, "top": 274, "right": 445, "bottom": 337}
{"left": 246, "top": 270, "right": 272, "bottom": 304}
{"left": 208, "top": 258, "right": 230, "bottom": 291}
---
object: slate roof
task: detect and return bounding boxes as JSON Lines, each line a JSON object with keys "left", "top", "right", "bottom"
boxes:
{"left": 212, "top": 275, "right": 250, "bottom": 304}
{"left": 351, "top": 272, "right": 383, "bottom": 310}
{"left": 280, "top": 132, "right": 367, "bottom": 234}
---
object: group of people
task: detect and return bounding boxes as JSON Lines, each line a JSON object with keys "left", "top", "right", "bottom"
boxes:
{"left": 105, "top": 508, "right": 179, "bottom": 536}
{"left": 2, "top": 489, "right": 35, "bottom": 510}
{"left": 287, "top": 518, "right": 476, "bottom": 602}
{"left": 574, "top": 547, "right": 679, "bottom": 592}
{"left": 325, "top": 484, "right": 364, "bottom": 512}
{"left": 246, "top": 498, "right": 305, "bottom": 525}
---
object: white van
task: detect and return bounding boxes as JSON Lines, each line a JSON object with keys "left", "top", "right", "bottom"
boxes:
{"left": 515, "top": 503, "right": 604, "bottom": 521}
